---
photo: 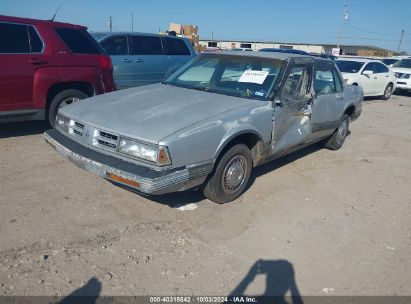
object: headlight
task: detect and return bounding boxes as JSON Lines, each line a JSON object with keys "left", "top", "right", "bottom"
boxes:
{"left": 118, "top": 138, "right": 171, "bottom": 166}
{"left": 56, "top": 113, "right": 73, "bottom": 133}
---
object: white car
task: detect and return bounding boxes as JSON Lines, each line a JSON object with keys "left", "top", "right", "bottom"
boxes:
{"left": 392, "top": 58, "right": 411, "bottom": 92}
{"left": 335, "top": 58, "right": 397, "bottom": 100}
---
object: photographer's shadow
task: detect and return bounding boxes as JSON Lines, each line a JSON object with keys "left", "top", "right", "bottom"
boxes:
{"left": 230, "top": 260, "right": 303, "bottom": 304}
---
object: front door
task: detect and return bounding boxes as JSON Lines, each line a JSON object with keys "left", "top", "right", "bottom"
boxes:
{"left": 128, "top": 35, "right": 170, "bottom": 87}
{"left": 100, "top": 35, "right": 133, "bottom": 90}
{"left": 272, "top": 62, "right": 313, "bottom": 154}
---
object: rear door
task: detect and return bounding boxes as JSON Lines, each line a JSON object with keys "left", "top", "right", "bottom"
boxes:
{"left": 128, "top": 35, "right": 170, "bottom": 87}
{"left": 310, "top": 61, "right": 345, "bottom": 139}
{"left": 373, "top": 62, "right": 390, "bottom": 95}
{"left": 162, "top": 37, "right": 195, "bottom": 78}
{"left": 272, "top": 62, "right": 313, "bottom": 154}
{"left": 100, "top": 35, "right": 132, "bottom": 89}
{"left": 0, "top": 22, "right": 46, "bottom": 111}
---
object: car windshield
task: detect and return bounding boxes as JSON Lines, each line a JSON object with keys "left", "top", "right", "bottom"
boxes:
{"left": 165, "top": 55, "right": 283, "bottom": 100}
{"left": 382, "top": 59, "right": 398, "bottom": 65}
{"left": 335, "top": 60, "right": 365, "bottom": 73}
{"left": 89, "top": 32, "right": 108, "bottom": 41}
{"left": 393, "top": 59, "right": 411, "bottom": 68}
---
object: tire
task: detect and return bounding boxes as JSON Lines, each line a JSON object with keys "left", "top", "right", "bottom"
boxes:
{"left": 202, "top": 144, "right": 253, "bottom": 204}
{"left": 381, "top": 83, "right": 393, "bottom": 100}
{"left": 48, "top": 89, "right": 88, "bottom": 127}
{"left": 324, "top": 114, "right": 349, "bottom": 150}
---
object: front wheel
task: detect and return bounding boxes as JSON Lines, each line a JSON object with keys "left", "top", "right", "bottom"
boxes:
{"left": 324, "top": 114, "right": 349, "bottom": 150}
{"left": 381, "top": 84, "right": 393, "bottom": 100}
{"left": 202, "top": 144, "right": 252, "bottom": 204}
{"left": 48, "top": 89, "right": 88, "bottom": 127}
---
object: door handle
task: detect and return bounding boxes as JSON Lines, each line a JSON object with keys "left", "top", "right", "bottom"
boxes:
{"left": 122, "top": 59, "right": 132, "bottom": 63}
{"left": 134, "top": 59, "right": 144, "bottom": 63}
{"left": 28, "top": 58, "right": 48, "bottom": 65}
{"left": 385, "top": 75, "right": 389, "bottom": 78}
{"left": 336, "top": 95, "right": 344, "bottom": 100}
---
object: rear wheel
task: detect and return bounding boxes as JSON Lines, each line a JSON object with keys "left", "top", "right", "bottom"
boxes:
{"left": 324, "top": 114, "right": 349, "bottom": 150}
{"left": 381, "top": 83, "right": 393, "bottom": 100}
{"left": 48, "top": 89, "right": 88, "bottom": 127}
{"left": 202, "top": 144, "right": 252, "bottom": 204}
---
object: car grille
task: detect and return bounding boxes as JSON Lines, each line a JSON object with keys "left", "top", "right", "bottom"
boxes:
{"left": 93, "top": 130, "right": 119, "bottom": 152}
{"left": 67, "top": 119, "right": 119, "bottom": 152}
{"left": 71, "top": 121, "right": 84, "bottom": 137}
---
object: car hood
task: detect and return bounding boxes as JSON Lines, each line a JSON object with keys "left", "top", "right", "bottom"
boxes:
{"left": 59, "top": 83, "right": 259, "bottom": 144}
{"left": 340, "top": 72, "right": 357, "bottom": 78}
{"left": 392, "top": 67, "right": 411, "bottom": 74}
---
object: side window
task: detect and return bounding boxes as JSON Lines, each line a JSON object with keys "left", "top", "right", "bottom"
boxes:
{"left": 374, "top": 63, "right": 389, "bottom": 74}
{"left": 55, "top": 28, "right": 101, "bottom": 54}
{"left": 281, "top": 65, "right": 310, "bottom": 100}
{"left": 363, "top": 62, "right": 375, "bottom": 74}
{"left": 101, "top": 36, "right": 128, "bottom": 55}
{"left": 28, "top": 26, "right": 43, "bottom": 53}
{"left": 314, "top": 64, "right": 342, "bottom": 95}
{"left": 0, "top": 22, "right": 30, "bottom": 53}
{"left": 129, "top": 36, "right": 163, "bottom": 55}
{"left": 164, "top": 37, "right": 191, "bottom": 55}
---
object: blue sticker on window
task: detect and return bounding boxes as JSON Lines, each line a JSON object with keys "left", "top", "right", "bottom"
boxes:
{"left": 255, "top": 91, "right": 265, "bottom": 97}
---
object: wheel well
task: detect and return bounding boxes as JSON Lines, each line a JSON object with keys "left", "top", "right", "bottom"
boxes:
{"left": 216, "top": 133, "right": 264, "bottom": 168}
{"left": 46, "top": 82, "right": 94, "bottom": 110}
{"left": 344, "top": 105, "right": 356, "bottom": 120}
{"left": 352, "top": 83, "right": 358, "bottom": 86}
{"left": 388, "top": 82, "right": 394, "bottom": 88}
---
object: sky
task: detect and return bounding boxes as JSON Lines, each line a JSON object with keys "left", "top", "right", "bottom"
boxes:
{"left": 2, "top": 0, "right": 411, "bottom": 54}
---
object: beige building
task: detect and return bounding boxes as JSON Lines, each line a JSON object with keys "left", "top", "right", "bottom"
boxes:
{"left": 200, "top": 39, "right": 397, "bottom": 57}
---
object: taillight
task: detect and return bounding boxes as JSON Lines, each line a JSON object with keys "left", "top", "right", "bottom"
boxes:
{"left": 98, "top": 55, "right": 112, "bottom": 70}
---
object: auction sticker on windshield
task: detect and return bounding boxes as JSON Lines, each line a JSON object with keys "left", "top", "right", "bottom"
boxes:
{"left": 238, "top": 70, "right": 269, "bottom": 84}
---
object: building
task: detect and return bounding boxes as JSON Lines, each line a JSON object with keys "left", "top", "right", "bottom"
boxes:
{"left": 200, "top": 39, "right": 398, "bottom": 57}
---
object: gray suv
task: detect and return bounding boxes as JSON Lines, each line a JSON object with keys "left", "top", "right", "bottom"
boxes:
{"left": 91, "top": 32, "right": 196, "bottom": 89}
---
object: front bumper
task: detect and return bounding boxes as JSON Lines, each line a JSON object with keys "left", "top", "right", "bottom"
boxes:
{"left": 395, "top": 81, "right": 411, "bottom": 91}
{"left": 44, "top": 129, "right": 210, "bottom": 195}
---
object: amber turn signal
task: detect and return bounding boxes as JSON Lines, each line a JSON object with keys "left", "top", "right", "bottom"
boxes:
{"left": 106, "top": 173, "right": 140, "bottom": 188}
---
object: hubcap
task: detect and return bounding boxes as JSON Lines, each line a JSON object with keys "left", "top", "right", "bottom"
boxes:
{"left": 59, "top": 97, "right": 80, "bottom": 109}
{"left": 336, "top": 120, "right": 347, "bottom": 145}
{"left": 385, "top": 86, "right": 392, "bottom": 99}
{"left": 221, "top": 155, "right": 248, "bottom": 195}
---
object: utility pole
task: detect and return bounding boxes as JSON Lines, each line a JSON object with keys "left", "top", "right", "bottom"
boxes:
{"left": 337, "top": 0, "right": 349, "bottom": 49}
{"left": 211, "top": 31, "right": 214, "bottom": 41}
{"left": 108, "top": 16, "right": 113, "bottom": 32}
{"left": 397, "top": 30, "right": 404, "bottom": 53}
{"left": 131, "top": 12, "right": 134, "bottom": 32}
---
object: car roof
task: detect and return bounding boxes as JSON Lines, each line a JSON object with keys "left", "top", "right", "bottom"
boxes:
{"left": 0, "top": 15, "right": 85, "bottom": 29}
{"left": 91, "top": 31, "right": 189, "bottom": 40}
{"left": 205, "top": 50, "right": 330, "bottom": 62}
{"left": 336, "top": 58, "right": 377, "bottom": 63}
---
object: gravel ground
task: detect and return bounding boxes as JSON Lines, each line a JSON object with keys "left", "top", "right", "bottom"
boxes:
{"left": 0, "top": 93, "right": 410, "bottom": 298}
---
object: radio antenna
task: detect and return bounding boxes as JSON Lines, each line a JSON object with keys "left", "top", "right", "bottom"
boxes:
{"left": 51, "top": 4, "right": 62, "bottom": 21}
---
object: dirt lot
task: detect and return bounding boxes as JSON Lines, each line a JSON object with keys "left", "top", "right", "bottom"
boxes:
{"left": 0, "top": 94, "right": 410, "bottom": 298}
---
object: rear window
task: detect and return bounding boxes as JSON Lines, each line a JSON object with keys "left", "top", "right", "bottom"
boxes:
{"left": 55, "top": 28, "right": 101, "bottom": 54}
{"left": 164, "top": 37, "right": 191, "bottom": 55}
{"left": 0, "top": 22, "right": 43, "bottom": 53}
{"left": 0, "top": 22, "right": 30, "bottom": 53}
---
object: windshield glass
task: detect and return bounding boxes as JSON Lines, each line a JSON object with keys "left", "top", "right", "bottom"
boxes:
{"left": 335, "top": 60, "right": 365, "bottom": 73}
{"left": 382, "top": 59, "right": 398, "bottom": 65}
{"left": 393, "top": 59, "right": 411, "bottom": 68}
{"left": 89, "top": 32, "right": 108, "bottom": 41}
{"left": 166, "top": 55, "right": 283, "bottom": 100}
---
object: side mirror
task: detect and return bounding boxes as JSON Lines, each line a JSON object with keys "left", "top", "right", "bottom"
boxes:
{"left": 362, "top": 70, "right": 373, "bottom": 76}
{"left": 274, "top": 99, "right": 283, "bottom": 106}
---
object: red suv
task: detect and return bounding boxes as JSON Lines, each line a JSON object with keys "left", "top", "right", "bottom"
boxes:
{"left": 0, "top": 15, "right": 116, "bottom": 127}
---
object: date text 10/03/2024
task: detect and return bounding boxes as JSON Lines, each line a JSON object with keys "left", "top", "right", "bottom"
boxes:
{"left": 149, "top": 297, "right": 258, "bottom": 303}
